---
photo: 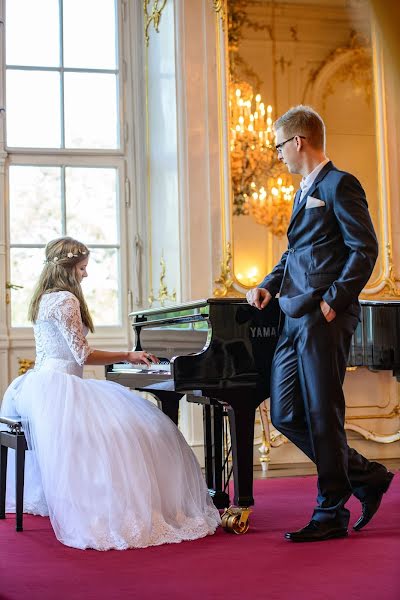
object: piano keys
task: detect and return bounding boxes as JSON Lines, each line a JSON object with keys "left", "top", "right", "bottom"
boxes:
{"left": 109, "top": 359, "right": 172, "bottom": 388}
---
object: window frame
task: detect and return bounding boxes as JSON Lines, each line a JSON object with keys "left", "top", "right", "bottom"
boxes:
{"left": 1, "top": 0, "right": 137, "bottom": 351}
{"left": 5, "top": 153, "right": 130, "bottom": 344}
{"left": 5, "top": 0, "right": 125, "bottom": 155}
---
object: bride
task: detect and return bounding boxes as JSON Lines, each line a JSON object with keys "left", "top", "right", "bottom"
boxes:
{"left": 1, "top": 236, "right": 220, "bottom": 550}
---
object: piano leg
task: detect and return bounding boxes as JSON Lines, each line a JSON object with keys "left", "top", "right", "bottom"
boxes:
{"left": 203, "top": 403, "right": 230, "bottom": 509}
{"left": 226, "top": 399, "right": 257, "bottom": 507}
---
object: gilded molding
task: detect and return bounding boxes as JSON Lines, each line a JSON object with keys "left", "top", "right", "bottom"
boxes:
{"left": 257, "top": 402, "right": 270, "bottom": 470}
{"left": 257, "top": 401, "right": 288, "bottom": 472}
{"left": 212, "top": 0, "right": 227, "bottom": 29}
{"left": 215, "top": 0, "right": 231, "bottom": 281}
{"left": 262, "top": 419, "right": 400, "bottom": 449}
{"left": 269, "top": 429, "right": 288, "bottom": 447}
{"left": 347, "top": 404, "right": 400, "bottom": 421}
{"left": 5, "top": 281, "right": 23, "bottom": 305}
{"left": 259, "top": 395, "right": 400, "bottom": 454}
{"left": 148, "top": 252, "right": 176, "bottom": 307}
{"left": 143, "top": 0, "right": 167, "bottom": 47}
{"left": 322, "top": 48, "right": 372, "bottom": 109}
{"left": 362, "top": 244, "right": 400, "bottom": 298}
{"left": 345, "top": 422, "right": 400, "bottom": 444}
{"left": 304, "top": 32, "right": 373, "bottom": 109}
{"left": 367, "top": 243, "right": 400, "bottom": 297}
{"left": 213, "top": 242, "right": 235, "bottom": 297}
{"left": 258, "top": 428, "right": 271, "bottom": 469}
{"left": 18, "top": 358, "right": 34, "bottom": 376}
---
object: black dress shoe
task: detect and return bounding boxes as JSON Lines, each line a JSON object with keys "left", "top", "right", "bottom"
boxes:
{"left": 353, "top": 471, "right": 395, "bottom": 531}
{"left": 285, "top": 520, "right": 348, "bottom": 542}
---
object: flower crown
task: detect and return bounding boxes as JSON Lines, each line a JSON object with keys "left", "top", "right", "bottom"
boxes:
{"left": 46, "top": 249, "right": 87, "bottom": 264}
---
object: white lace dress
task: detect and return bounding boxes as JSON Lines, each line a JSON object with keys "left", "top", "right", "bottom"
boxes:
{"left": 1, "top": 291, "right": 220, "bottom": 550}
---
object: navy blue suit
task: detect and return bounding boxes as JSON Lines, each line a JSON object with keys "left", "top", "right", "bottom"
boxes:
{"left": 261, "top": 161, "right": 387, "bottom": 525}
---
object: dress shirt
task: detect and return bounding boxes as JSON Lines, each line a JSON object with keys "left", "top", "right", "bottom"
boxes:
{"left": 299, "top": 158, "right": 330, "bottom": 202}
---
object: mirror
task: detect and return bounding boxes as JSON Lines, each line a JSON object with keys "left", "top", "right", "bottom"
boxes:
{"left": 226, "top": 0, "right": 381, "bottom": 291}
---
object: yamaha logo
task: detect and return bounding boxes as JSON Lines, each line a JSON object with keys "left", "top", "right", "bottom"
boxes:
{"left": 250, "top": 326, "right": 278, "bottom": 338}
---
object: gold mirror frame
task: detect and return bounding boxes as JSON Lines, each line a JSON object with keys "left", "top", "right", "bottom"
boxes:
{"left": 212, "top": 1, "right": 400, "bottom": 299}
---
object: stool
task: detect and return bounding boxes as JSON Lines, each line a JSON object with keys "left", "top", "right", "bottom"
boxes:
{"left": 0, "top": 417, "right": 28, "bottom": 532}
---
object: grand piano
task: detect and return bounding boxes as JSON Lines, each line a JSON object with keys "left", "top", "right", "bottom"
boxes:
{"left": 106, "top": 297, "right": 400, "bottom": 532}
{"left": 107, "top": 298, "right": 282, "bottom": 532}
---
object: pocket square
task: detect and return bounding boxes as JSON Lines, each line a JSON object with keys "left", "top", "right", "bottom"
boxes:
{"left": 306, "top": 196, "right": 326, "bottom": 209}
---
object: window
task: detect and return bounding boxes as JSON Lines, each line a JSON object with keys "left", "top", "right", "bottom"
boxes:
{"left": 6, "top": 0, "right": 119, "bottom": 149}
{"left": 5, "top": 0, "right": 129, "bottom": 329}
{"left": 9, "top": 164, "right": 121, "bottom": 326}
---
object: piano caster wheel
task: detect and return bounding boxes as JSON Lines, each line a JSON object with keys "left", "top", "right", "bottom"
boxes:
{"left": 221, "top": 506, "right": 251, "bottom": 534}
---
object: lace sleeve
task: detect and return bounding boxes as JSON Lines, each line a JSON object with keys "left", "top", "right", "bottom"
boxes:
{"left": 50, "top": 294, "right": 93, "bottom": 366}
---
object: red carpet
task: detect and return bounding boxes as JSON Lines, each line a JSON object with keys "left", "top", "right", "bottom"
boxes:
{"left": 0, "top": 474, "right": 399, "bottom": 600}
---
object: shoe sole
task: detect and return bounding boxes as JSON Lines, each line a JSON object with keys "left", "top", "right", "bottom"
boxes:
{"left": 286, "top": 530, "right": 348, "bottom": 542}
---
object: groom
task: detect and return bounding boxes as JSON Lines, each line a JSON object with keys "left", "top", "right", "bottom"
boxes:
{"left": 246, "top": 105, "right": 394, "bottom": 542}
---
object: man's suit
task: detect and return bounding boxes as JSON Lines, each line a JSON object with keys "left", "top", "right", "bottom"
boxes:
{"left": 260, "top": 161, "right": 388, "bottom": 526}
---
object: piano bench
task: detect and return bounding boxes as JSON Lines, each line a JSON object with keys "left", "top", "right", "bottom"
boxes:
{"left": 0, "top": 417, "right": 28, "bottom": 532}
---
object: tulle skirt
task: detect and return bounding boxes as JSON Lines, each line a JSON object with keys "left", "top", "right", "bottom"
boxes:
{"left": 1, "top": 369, "right": 220, "bottom": 550}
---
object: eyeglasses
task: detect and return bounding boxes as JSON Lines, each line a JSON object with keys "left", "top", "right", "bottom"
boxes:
{"left": 275, "top": 135, "right": 306, "bottom": 153}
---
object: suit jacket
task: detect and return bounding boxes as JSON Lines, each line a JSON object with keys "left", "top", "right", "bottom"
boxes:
{"left": 260, "top": 161, "right": 378, "bottom": 318}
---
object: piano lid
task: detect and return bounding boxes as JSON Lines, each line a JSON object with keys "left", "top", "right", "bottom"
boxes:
{"left": 129, "top": 297, "right": 264, "bottom": 320}
{"left": 359, "top": 299, "right": 400, "bottom": 306}
{"left": 129, "top": 299, "right": 209, "bottom": 320}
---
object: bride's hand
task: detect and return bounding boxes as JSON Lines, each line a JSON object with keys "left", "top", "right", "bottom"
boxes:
{"left": 126, "top": 351, "right": 159, "bottom": 366}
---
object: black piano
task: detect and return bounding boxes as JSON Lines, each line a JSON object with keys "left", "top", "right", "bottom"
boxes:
{"left": 106, "top": 297, "right": 400, "bottom": 526}
{"left": 348, "top": 299, "right": 400, "bottom": 380}
{"left": 107, "top": 298, "right": 283, "bottom": 518}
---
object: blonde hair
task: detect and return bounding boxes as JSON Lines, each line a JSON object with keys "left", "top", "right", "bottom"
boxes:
{"left": 274, "top": 105, "right": 325, "bottom": 151}
{"left": 28, "top": 236, "right": 94, "bottom": 332}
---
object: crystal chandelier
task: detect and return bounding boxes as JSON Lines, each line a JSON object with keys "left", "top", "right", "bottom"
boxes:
{"left": 249, "top": 174, "right": 295, "bottom": 238}
{"left": 229, "top": 81, "right": 295, "bottom": 237}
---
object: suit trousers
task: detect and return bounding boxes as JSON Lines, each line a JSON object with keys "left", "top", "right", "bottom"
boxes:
{"left": 270, "top": 306, "right": 388, "bottom": 526}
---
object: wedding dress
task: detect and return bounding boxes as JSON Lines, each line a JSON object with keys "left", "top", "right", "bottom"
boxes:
{"left": 1, "top": 291, "right": 220, "bottom": 550}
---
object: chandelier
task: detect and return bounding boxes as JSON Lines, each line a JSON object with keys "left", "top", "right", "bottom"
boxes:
{"left": 229, "top": 81, "right": 295, "bottom": 237}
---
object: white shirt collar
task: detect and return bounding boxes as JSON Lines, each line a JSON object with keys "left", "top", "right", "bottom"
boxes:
{"left": 300, "top": 158, "right": 330, "bottom": 194}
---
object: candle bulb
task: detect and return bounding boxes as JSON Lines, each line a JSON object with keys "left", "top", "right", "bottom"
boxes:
{"left": 229, "top": 81, "right": 295, "bottom": 235}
